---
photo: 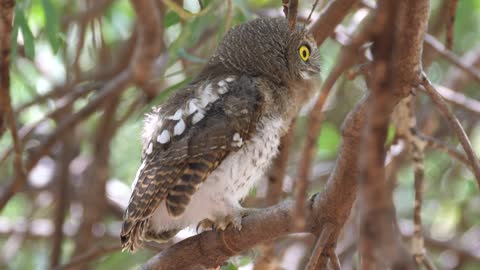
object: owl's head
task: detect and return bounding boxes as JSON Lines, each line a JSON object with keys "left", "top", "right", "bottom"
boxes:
{"left": 199, "top": 17, "right": 321, "bottom": 84}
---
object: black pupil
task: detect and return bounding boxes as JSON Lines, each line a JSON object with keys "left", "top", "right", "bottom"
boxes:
{"left": 302, "top": 49, "right": 307, "bottom": 58}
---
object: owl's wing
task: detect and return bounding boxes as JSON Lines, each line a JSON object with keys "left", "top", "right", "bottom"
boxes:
{"left": 121, "top": 76, "right": 264, "bottom": 251}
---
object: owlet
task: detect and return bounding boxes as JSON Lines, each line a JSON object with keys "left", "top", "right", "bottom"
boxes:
{"left": 121, "top": 17, "right": 320, "bottom": 252}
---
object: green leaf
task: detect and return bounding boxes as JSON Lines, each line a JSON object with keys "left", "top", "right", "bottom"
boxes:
{"left": 385, "top": 123, "right": 396, "bottom": 145}
{"left": 165, "top": 10, "right": 181, "bottom": 27}
{"left": 11, "top": 13, "right": 20, "bottom": 60}
{"left": 221, "top": 262, "right": 238, "bottom": 270}
{"left": 41, "top": 0, "right": 60, "bottom": 52}
{"left": 15, "top": 8, "right": 35, "bottom": 59}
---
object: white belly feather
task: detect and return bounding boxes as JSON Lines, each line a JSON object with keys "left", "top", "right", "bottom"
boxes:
{"left": 149, "top": 116, "right": 284, "bottom": 233}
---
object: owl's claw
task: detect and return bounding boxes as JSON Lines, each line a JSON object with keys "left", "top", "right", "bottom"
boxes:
{"left": 196, "top": 208, "right": 260, "bottom": 234}
{"left": 214, "top": 213, "right": 242, "bottom": 231}
{"left": 196, "top": 218, "right": 215, "bottom": 233}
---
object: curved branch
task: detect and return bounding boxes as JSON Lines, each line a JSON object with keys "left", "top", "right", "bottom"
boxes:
{"left": 420, "top": 74, "right": 480, "bottom": 186}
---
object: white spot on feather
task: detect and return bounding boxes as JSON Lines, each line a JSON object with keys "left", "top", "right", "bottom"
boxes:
{"left": 157, "top": 130, "right": 171, "bottom": 144}
{"left": 225, "top": 76, "right": 235, "bottom": 82}
{"left": 167, "top": 109, "right": 183, "bottom": 120}
{"left": 142, "top": 109, "right": 162, "bottom": 146}
{"left": 217, "top": 80, "right": 229, "bottom": 94}
{"left": 146, "top": 142, "right": 153, "bottom": 155}
{"left": 187, "top": 99, "right": 199, "bottom": 115}
{"left": 192, "top": 111, "right": 205, "bottom": 124}
{"left": 199, "top": 84, "right": 219, "bottom": 107}
{"left": 174, "top": 119, "right": 186, "bottom": 136}
{"left": 232, "top": 132, "right": 243, "bottom": 147}
{"left": 218, "top": 87, "right": 228, "bottom": 94}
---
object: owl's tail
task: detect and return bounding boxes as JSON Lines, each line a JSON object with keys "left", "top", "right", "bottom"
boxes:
{"left": 120, "top": 219, "right": 148, "bottom": 253}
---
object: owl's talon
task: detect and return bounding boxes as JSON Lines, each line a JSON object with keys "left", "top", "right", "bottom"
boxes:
{"left": 231, "top": 214, "right": 243, "bottom": 230}
{"left": 196, "top": 218, "right": 215, "bottom": 233}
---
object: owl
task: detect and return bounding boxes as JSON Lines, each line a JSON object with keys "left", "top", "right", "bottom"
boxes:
{"left": 121, "top": 17, "right": 320, "bottom": 252}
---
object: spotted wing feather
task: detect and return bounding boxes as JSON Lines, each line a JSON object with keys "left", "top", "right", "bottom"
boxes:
{"left": 121, "top": 76, "right": 263, "bottom": 251}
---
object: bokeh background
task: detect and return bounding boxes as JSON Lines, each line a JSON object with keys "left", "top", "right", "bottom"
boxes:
{"left": 1, "top": 0, "right": 479, "bottom": 269}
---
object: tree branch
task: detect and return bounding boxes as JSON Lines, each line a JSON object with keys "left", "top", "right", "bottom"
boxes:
{"left": 308, "top": 0, "right": 357, "bottom": 46}
{"left": 420, "top": 74, "right": 480, "bottom": 186}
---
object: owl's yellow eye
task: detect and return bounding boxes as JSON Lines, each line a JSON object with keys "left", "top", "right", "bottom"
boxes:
{"left": 299, "top": 45, "right": 310, "bottom": 61}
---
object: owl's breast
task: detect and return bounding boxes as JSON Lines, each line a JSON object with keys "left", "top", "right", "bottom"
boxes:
{"left": 201, "top": 116, "right": 284, "bottom": 201}
{"left": 149, "top": 116, "right": 285, "bottom": 232}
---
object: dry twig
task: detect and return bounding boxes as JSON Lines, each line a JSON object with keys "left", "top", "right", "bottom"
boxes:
{"left": 433, "top": 84, "right": 480, "bottom": 115}
{"left": 305, "top": 223, "right": 335, "bottom": 270}
{"left": 307, "top": 0, "right": 322, "bottom": 22}
{"left": 308, "top": 0, "right": 357, "bottom": 45}
{"left": 424, "top": 34, "right": 480, "bottom": 84}
{"left": 446, "top": 0, "right": 459, "bottom": 50}
{"left": 420, "top": 73, "right": 480, "bottom": 186}
{"left": 0, "top": 0, "right": 25, "bottom": 209}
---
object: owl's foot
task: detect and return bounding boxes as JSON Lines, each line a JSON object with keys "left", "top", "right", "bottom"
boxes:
{"left": 196, "top": 218, "right": 215, "bottom": 233}
{"left": 196, "top": 208, "right": 260, "bottom": 233}
{"left": 216, "top": 213, "right": 242, "bottom": 231}
{"left": 195, "top": 216, "right": 239, "bottom": 232}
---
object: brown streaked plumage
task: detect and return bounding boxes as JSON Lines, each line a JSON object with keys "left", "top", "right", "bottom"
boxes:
{"left": 121, "top": 17, "right": 320, "bottom": 252}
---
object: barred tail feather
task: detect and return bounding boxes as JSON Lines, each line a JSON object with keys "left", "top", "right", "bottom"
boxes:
{"left": 120, "top": 219, "right": 148, "bottom": 253}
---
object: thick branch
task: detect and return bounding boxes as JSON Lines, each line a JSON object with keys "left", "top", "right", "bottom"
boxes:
{"left": 308, "top": 0, "right": 357, "bottom": 46}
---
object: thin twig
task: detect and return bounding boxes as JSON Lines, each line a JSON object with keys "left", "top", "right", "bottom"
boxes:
{"left": 433, "top": 84, "right": 480, "bottom": 115}
{"left": 0, "top": 0, "right": 25, "bottom": 199}
{"left": 420, "top": 73, "right": 480, "bottom": 186}
{"left": 0, "top": 69, "right": 133, "bottom": 211}
{"left": 417, "top": 132, "right": 472, "bottom": 168}
{"left": 305, "top": 223, "right": 335, "bottom": 270}
{"left": 224, "top": 0, "right": 233, "bottom": 34}
{"left": 0, "top": 82, "right": 102, "bottom": 167}
{"left": 445, "top": 45, "right": 480, "bottom": 90}
{"left": 445, "top": 0, "right": 459, "bottom": 50}
{"left": 50, "top": 122, "right": 75, "bottom": 268}
{"left": 287, "top": 0, "right": 298, "bottom": 31}
{"left": 307, "top": 0, "right": 321, "bottom": 22}
{"left": 330, "top": 252, "right": 342, "bottom": 270}
{"left": 422, "top": 254, "right": 438, "bottom": 270}
{"left": 411, "top": 130, "right": 427, "bottom": 266}
{"left": 424, "top": 34, "right": 480, "bottom": 84}
{"left": 282, "top": 0, "right": 289, "bottom": 17}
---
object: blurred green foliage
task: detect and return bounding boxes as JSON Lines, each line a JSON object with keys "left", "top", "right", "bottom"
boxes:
{"left": 2, "top": 0, "right": 480, "bottom": 269}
